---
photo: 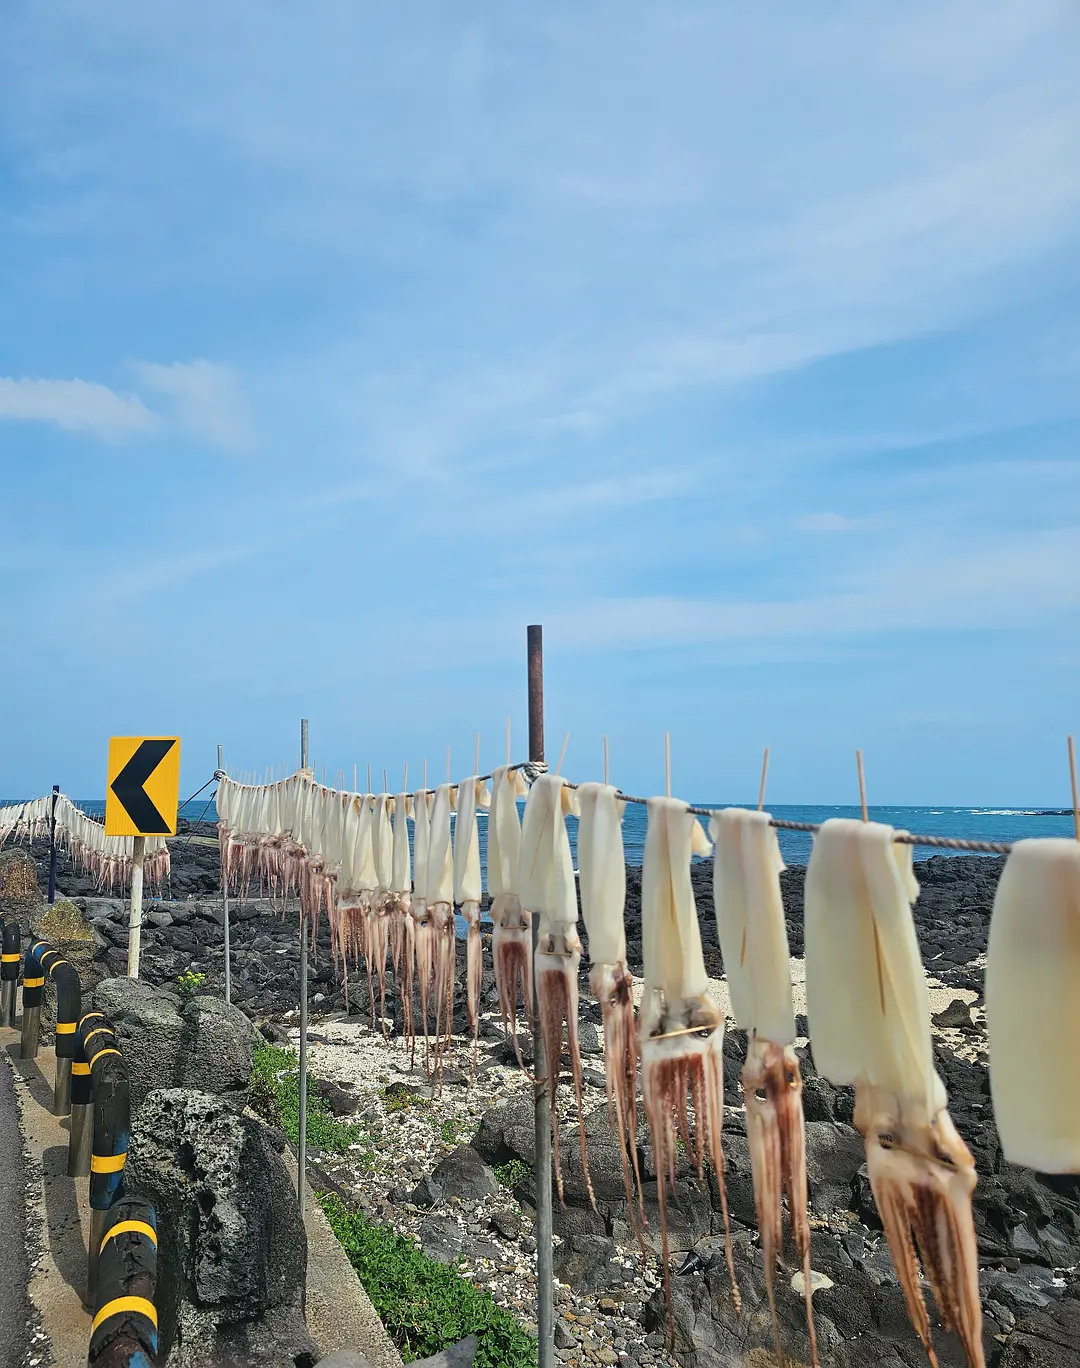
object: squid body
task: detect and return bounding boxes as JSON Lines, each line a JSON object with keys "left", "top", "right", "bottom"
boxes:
{"left": 519, "top": 773, "right": 592, "bottom": 1204}
{"left": 453, "top": 774, "right": 491, "bottom": 1064}
{"left": 986, "top": 838, "right": 1080, "bottom": 1173}
{"left": 488, "top": 765, "right": 532, "bottom": 1064}
{"left": 805, "top": 819, "right": 983, "bottom": 1368}
{"left": 640, "top": 797, "right": 738, "bottom": 1313}
{"left": 711, "top": 807, "right": 816, "bottom": 1367}
{"left": 576, "top": 782, "right": 642, "bottom": 1218}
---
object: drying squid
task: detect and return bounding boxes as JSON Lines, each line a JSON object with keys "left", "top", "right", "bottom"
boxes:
{"left": 639, "top": 797, "right": 739, "bottom": 1316}
{"left": 711, "top": 807, "right": 816, "bottom": 1368}
{"left": 410, "top": 787, "right": 435, "bottom": 1067}
{"left": 986, "top": 838, "right": 1080, "bottom": 1173}
{"left": 805, "top": 819, "right": 983, "bottom": 1368}
{"left": 370, "top": 793, "right": 395, "bottom": 1035}
{"left": 519, "top": 774, "right": 593, "bottom": 1205}
{"left": 426, "top": 783, "right": 458, "bottom": 1070}
{"left": 576, "top": 782, "right": 643, "bottom": 1222}
{"left": 453, "top": 774, "right": 491, "bottom": 1066}
{"left": 390, "top": 790, "right": 415, "bottom": 1048}
{"left": 488, "top": 765, "right": 533, "bottom": 1066}
{"left": 344, "top": 794, "right": 379, "bottom": 1024}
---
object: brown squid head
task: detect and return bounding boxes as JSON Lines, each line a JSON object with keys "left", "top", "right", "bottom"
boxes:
{"left": 856, "top": 1085, "right": 984, "bottom": 1368}
{"left": 588, "top": 961, "right": 645, "bottom": 1228}
{"left": 639, "top": 997, "right": 741, "bottom": 1322}
{"left": 462, "top": 904, "right": 483, "bottom": 1049}
{"left": 492, "top": 893, "right": 534, "bottom": 1069}
{"left": 535, "top": 926, "right": 594, "bottom": 1208}
{"left": 742, "top": 1036, "right": 818, "bottom": 1368}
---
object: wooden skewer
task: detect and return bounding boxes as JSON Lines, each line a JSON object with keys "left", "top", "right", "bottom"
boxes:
{"left": 555, "top": 732, "right": 570, "bottom": 776}
{"left": 857, "top": 750, "right": 869, "bottom": 822}
{"left": 403, "top": 763, "right": 408, "bottom": 791}
{"left": 603, "top": 735, "right": 610, "bottom": 786}
{"left": 665, "top": 733, "right": 672, "bottom": 799}
{"left": 446, "top": 746, "right": 452, "bottom": 783}
{"left": 322, "top": 763, "right": 327, "bottom": 786}
{"left": 506, "top": 715, "right": 512, "bottom": 765}
{"left": 353, "top": 764, "right": 357, "bottom": 792}
{"left": 383, "top": 768, "right": 388, "bottom": 793}
{"left": 1069, "top": 735, "right": 1079, "bottom": 842}
{"left": 367, "top": 764, "right": 371, "bottom": 794}
{"left": 475, "top": 733, "right": 481, "bottom": 775}
{"left": 423, "top": 757, "right": 428, "bottom": 789}
{"left": 757, "top": 746, "right": 770, "bottom": 812}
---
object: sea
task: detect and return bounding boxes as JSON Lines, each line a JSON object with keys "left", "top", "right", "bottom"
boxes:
{"left": 26, "top": 798, "right": 1076, "bottom": 870}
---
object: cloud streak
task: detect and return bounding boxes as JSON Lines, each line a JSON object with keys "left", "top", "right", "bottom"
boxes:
{"left": 0, "top": 376, "right": 154, "bottom": 437}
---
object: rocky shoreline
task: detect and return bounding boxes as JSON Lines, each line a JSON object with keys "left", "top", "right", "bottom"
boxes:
{"left": 7, "top": 827, "right": 1080, "bottom": 1366}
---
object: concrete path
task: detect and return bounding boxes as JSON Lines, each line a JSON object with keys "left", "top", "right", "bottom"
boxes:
{"left": 0, "top": 1029, "right": 92, "bottom": 1368}
{"left": 0, "top": 1049, "right": 32, "bottom": 1364}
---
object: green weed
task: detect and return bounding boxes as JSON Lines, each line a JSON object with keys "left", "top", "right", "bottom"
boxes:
{"left": 175, "top": 969, "right": 207, "bottom": 998}
{"left": 320, "top": 1195, "right": 535, "bottom": 1368}
{"left": 250, "top": 1043, "right": 374, "bottom": 1163}
{"left": 492, "top": 1158, "right": 531, "bottom": 1192}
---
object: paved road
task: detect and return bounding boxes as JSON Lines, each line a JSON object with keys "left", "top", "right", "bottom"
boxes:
{"left": 0, "top": 1054, "right": 30, "bottom": 1359}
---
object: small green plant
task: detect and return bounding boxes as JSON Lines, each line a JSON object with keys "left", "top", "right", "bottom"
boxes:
{"left": 493, "top": 1158, "right": 531, "bottom": 1192}
{"left": 435, "top": 1117, "right": 466, "bottom": 1146}
{"left": 383, "top": 1087, "right": 433, "bottom": 1116}
{"left": 321, "top": 1195, "right": 535, "bottom": 1368}
{"left": 250, "top": 1043, "right": 375, "bottom": 1162}
{"left": 175, "top": 970, "right": 207, "bottom": 998}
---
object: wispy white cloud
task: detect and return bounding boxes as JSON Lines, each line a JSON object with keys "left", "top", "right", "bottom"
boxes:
{"left": 130, "top": 359, "right": 253, "bottom": 452}
{"left": 0, "top": 376, "right": 154, "bottom": 437}
{"left": 0, "top": 362, "right": 252, "bottom": 452}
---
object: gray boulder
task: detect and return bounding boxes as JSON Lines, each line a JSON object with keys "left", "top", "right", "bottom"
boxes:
{"left": 93, "top": 977, "right": 257, "bottom": 1111}
{"left": 123, "top": 1088, "right": 313, "bottom": 1367}
{"left": 430, "top": 1146, "right": 496, "bottom": 1201}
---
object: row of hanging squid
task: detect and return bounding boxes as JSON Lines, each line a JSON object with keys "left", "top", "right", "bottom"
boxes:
{"left": 214, "top": 762, "right": 1079, "bottom": 1368}
{"left": 0, "top": 794, "right": 171, "bottom": 893}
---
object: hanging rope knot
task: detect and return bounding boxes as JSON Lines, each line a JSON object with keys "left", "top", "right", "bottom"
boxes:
{"left": 521, "top": 760, "right": 549, "bottom": 783}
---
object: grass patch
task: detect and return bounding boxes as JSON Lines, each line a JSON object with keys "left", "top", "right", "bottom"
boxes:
{"left": 435, "top": 1117, "right": 467, "bottom": 1147}
{"left": 493, "top": 1158, "right": 531, "bottom": 1192}
{"left": 321, "top": 1195, "right": 535, "bottom": 1368}
{"left": 250, "top": 1043, "right": 375, "bottom": 1162}
{"left": 37, "top": 898, "right": 94, "bottom": 942}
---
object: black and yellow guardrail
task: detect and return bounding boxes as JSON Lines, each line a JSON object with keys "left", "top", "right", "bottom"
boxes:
{"left": 0, "top": 915, "right": 19, "bottom": 1026}
{"left": 88, "top": 1199, "right": 158, "bottom": 1368}
{"left": 1, "top": 927, "right": 157, "bottom": 1360}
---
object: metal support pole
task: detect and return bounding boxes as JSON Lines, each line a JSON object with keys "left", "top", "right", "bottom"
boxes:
{"left": 219, "top": 744, "right": 231, "bottom": 1005}
{"left": 298, "top": 718, "right": 309, "bottom": 1222}
{"left": 68, "top": 1102, "right": 93, "bottom": 1176}
{"left": 53, "top": 1057, "right": 72, "bottom": 1116}
{"left": 0, "top": 981, "right": 15, "bottom": 1028}
{"left": 127, "top": 836, "right": 146, "bottom": 978}
{"left": 86, "top": 1206, "right": 108, "bottom": 1308}
{"left": 48, "top": 785, "right": 59, "bottom": 906}
{"left": 20, "top": 1004, "right": 41, "bottom": 1060}
{"left": 527, "top": 624, "right": 554, "bottom": 1368}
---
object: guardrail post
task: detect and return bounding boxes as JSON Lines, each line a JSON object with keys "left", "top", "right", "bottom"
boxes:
{"left": 49, "top": 956, "right": 81, "bottom": 1115}
{"left": 69, "top": 1033, "right": 94, "bottom": 1177}
{"left": 20, "top": 943, "right": 45, "bottom": 1059}
{"left": 0, "top": 918, "right": 19, "bottom": 1027}
{"left": 80, "top": 1014, "right": 130, "bottom": 1307}
{"left": 88, "top": 1199, "right": 158, "bottom": 1368}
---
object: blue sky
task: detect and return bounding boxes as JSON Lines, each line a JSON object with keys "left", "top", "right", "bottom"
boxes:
{"left": 2, "top": 2, "right": 1079, "bottom": 805}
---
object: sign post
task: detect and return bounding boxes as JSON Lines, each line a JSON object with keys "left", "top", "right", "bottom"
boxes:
{"left": 105, "top": 736, "right": 181, "bottom": 979}
{"left": 218, "top": 744, "right": 231, "bottom": 1004}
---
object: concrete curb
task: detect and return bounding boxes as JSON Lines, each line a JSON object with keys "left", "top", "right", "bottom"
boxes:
{"left": 2, "top": 1026, "right": 93, "bottom": 1368}
{"left": 280, "top": 1148, "right": 404, "bottom": 1368}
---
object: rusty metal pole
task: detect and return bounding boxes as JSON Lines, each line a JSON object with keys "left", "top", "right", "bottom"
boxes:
{"left": 298, "top": 719, "right": 309, "bottom": 1222}
{"left": 527, "top": 624, "right": 554, "bottom": 1368}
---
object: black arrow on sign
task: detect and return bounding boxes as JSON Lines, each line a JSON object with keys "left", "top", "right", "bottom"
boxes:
{"left": 110, "top": 739, "right": 176, "bottom": 834}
